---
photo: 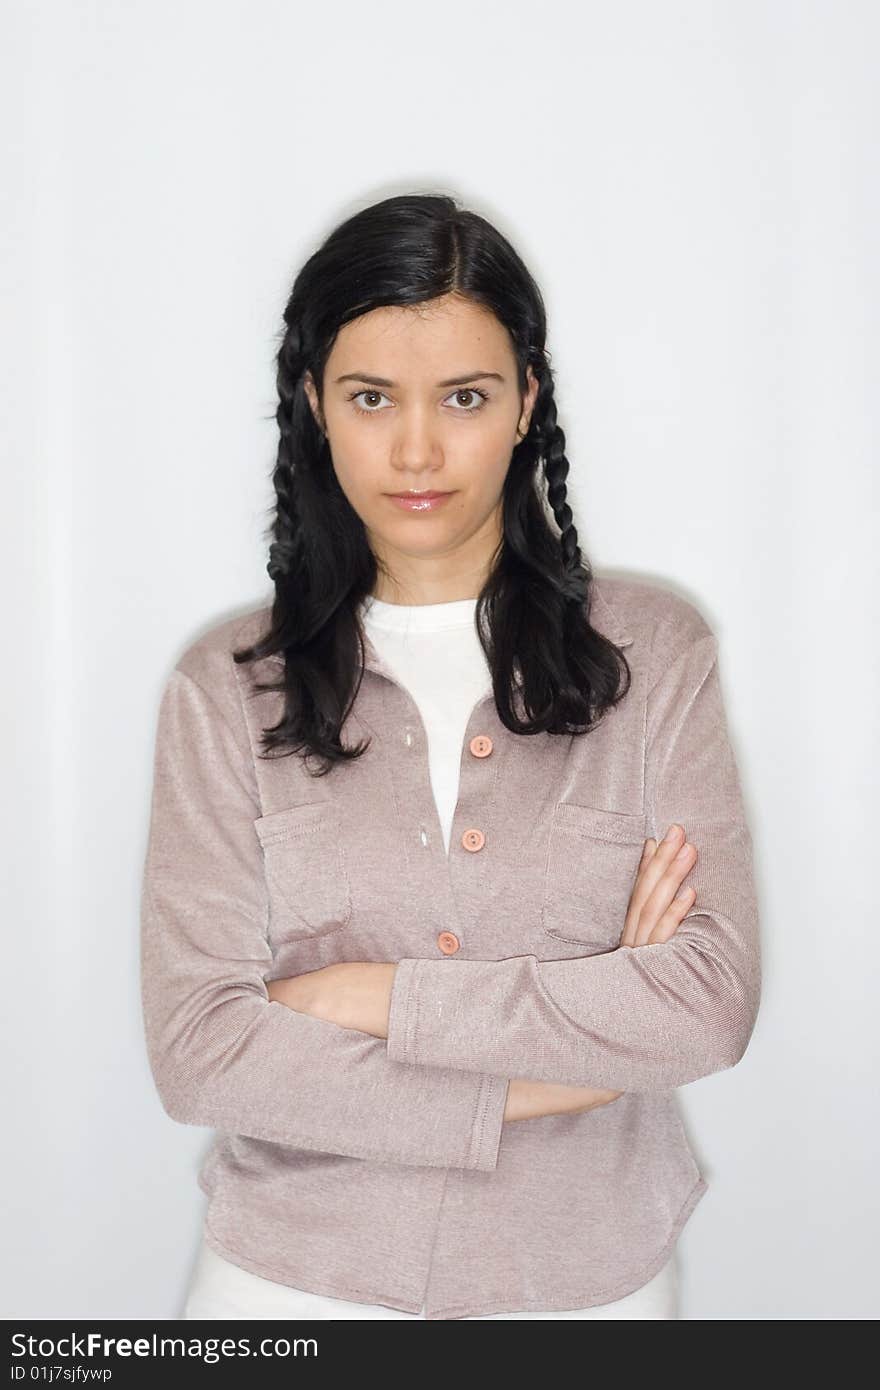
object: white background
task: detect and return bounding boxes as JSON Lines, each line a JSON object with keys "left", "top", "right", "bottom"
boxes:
{"left": 3, "top": 0, "right": 877, "bottom": 1320}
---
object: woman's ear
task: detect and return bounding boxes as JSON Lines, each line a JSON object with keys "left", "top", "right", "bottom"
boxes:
{"left": 518, "top": 364, "right": 540, "bottom": 438}
{"left": 302, "top": 371, "right": 325, "bottom": 433}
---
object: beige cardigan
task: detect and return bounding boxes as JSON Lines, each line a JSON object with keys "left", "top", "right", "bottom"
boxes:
{"left": 139, "top": 575, "right": 761, "bottom": 1319}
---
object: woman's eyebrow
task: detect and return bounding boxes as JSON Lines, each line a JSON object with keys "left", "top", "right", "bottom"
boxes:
{"left": 333, "top": 371, "right": 505, "bottom": 388}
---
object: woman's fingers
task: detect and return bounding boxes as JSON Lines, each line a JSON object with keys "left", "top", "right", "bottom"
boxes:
{"left": 620, "top": 826, "right": 698, "bottom": 948}
{"left": 646, "top": 883, "right": 696, "bottom": 944}
{"left": 640, "top": 838, "right": 697, "bottom": 946}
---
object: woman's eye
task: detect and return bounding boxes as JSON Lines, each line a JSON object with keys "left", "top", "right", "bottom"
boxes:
{"left": 347, "top": 387, "right": 489, "bottom": 416}
{"left": 349, "top": 390, "right": 392, "bottom": 414}
{"left": 445, "top": 388, "right": 489, "bottom": 412}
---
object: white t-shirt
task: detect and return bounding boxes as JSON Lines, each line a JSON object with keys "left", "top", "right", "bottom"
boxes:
{"left": 183, "top": 595, "right": 679, "bottom": 1320}
{"left": 359, "top": 594, "right": 493, "bottom": 855}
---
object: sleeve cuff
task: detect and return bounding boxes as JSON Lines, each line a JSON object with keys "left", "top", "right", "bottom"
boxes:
{"left": 386, "top": 954, "right": 534, "bottom": 1074}
{"left": 467, "top": 1070, "right": 509, "bottom": 1171}
{"left": 387, "top": 958, "right": 510, "bottom": 1171}
{"left": 386, "top": 956, "right": 425, "bottom": 1066}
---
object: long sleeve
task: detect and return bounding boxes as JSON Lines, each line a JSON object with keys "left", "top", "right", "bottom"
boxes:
{"left": 386, "top": 627, "right": 762, "bottom": 1092}
{"left": 140, "top": 663, "right": 509, "bottom": 1171}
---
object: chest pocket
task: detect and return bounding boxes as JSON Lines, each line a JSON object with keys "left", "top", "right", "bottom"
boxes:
{"left": 541, "top": 802, "right": 647, "bottom": 952}
{"left": 253, "top": 803, "right": 352, "bottom": 944}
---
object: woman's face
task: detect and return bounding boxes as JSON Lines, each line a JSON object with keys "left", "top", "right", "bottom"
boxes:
{"left": 303, "top": 293, "right": 539, "bottom": 602}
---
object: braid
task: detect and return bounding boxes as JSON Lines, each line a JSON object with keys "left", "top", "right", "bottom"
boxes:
{"left": 528, "top": 367, "right": 588, "bottom": 604}
{"left": 267, "top": 325, "right": 308, "bottom": 582}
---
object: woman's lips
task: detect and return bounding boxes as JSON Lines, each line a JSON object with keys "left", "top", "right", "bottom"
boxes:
{"left": 386, "top": 492, "right": 454, "bottom": 512}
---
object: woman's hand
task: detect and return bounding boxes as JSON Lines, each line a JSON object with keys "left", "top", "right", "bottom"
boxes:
{"left": 503, "top": 1079, "right": 624, "bottom": 1122}
{"left": 620, "top": 822, "right": 698, "bottom": 947}
{"left": 506, "top": 834, "right": 697, "bottom": 1121}
{"left": 266, "top": 962, "right": 397, "bottom": 1038}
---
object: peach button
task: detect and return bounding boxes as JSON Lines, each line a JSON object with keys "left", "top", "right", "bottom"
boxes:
{"left": 461, "top": 828, "right": 485, "bottom": 852}
{"left": 437, "top": 931, "right": 460, "bottom": 954}
{"left": 469, "top": 734, "right": 493, "bottom": 757}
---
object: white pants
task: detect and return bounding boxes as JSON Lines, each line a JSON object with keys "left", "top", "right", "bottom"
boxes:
{"left": 183, "top": 1236, "right": 679, "bottom": 1320}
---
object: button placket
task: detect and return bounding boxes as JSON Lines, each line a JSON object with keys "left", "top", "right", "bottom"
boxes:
{"left": 378, "top": 684, "right": 463, "bottom": 958}
{"left": 445, "top": 704, "right": 506, "bottom": 951}
{"left": 461, "top": 736, "right": 492, "bottom": 852}
{"left": 373, "top": 668, "right": 502, "bottom": 955}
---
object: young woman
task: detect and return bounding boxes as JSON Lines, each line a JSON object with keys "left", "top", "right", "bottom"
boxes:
{"left": 140, "top": 192, "right": 761, "bottom": 1321}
